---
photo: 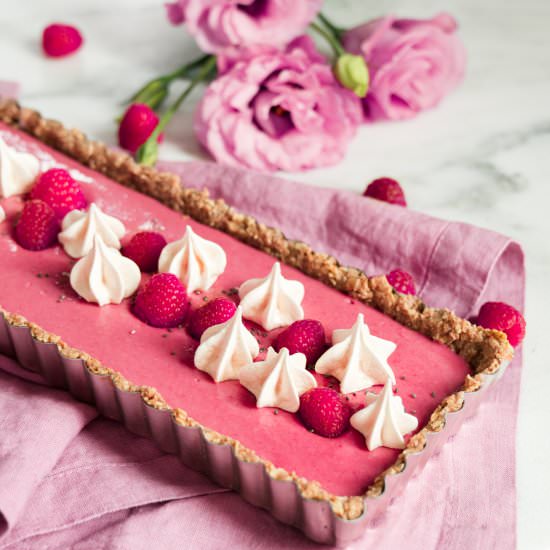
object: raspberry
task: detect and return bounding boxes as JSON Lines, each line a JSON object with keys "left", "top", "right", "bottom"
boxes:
{"left": 477, "top": 301, "right": 526, "bottom": 347}
{"left": 187, "top": 297, "right": 237, "bottom": 340}
{"left": 363, "top": 177, "right": 407, "bottom": 206}
{"left": 42, "top": 24, "right": 83, "bottom": 58}
{"left": 133, "top": 273, "right": 189, "bottom": 328}
{"left": 30, "top": 168, "right": 87, "bottom": 220}
{"left": 273, "top": 319, "right": 326, "bottom": 365}
{"left": 118, "top": 104, "right": 162, "bottom": 154}
{"left": 15, "top": 199, "right": 60, "bottom": 251}
{"left": 299, "top": 387, "right": 352, "bottom": 438}
{"left": 122, "top": 231, "right": 167, "bottom": 273}
{"left": 386, "top": 269, "right": 416, "bottom": 295}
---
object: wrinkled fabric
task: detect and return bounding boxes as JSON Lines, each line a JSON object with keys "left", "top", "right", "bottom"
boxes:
{"left": 165, "top": 0, "right": 321, "bottom": 54}
{"left": 0, "top": 82, "right": 523, "bottom": 549}
{"left": 194, "top": 36, "right": 362, "bottom": 173}
{"left": 344, "top": 13, "right": 466, "bottom": 121}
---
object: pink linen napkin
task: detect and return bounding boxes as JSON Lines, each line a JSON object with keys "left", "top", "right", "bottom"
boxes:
{"left": 0, "top": 83, "right": 524, "bottom": 549}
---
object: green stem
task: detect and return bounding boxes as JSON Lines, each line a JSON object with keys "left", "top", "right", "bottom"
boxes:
{"left": 318, "top": 12, "right": 344, "bottom": 40}
{"left": 126, "top": 54, "right": 211, "bottom": 106}
{"left": 136, "top": 55, "right": 217, "bottom": 166}
{"left": 310, "top": 21, "right": 345, "bottom": 56}
{"left": 156, "top": 56, "right": 216, "bottom": 135}
{"left": 163, "top": 54, "right": 211, "bottom": 82}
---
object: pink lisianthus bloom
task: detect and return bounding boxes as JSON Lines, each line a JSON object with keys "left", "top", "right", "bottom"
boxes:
{"left": 165, "top": 0, "right": 322, "bottom": 54}
{"left": 343, "top": 13, "right": 466, "bottom": 121}
{"left": 194, "top": 36, "right": 363, "bottom": 172}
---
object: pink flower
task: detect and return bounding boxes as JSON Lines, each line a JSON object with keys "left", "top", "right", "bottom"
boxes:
{"left": 343, "top": 13, "right": 466, "bottom": 121}
{"left": 194, "top": 37, "right": 363, "bottom": 172}
{"left": 165, "top": 0, "right": 322, "bottom": 54}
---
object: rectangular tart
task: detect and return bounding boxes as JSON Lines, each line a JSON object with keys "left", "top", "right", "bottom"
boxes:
{"left": 0, "top": 100, "right": 512, "bottom": 545}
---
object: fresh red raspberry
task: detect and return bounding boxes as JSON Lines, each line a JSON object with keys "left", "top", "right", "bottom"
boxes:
{"left": 477, "top": 301, "right": 526, "bottom": 347}
{"left": 30, "top": 168, "right": 87, "bottom": 220}
{"left": 273, "top": 319, "right": 326, "bottom": 365}
{"left": 299, "top": 387, "right": 352, "bottom": 438}
{"left": 133, "top": 273, "right": 189, "bottom": 328}
{"left": 118, "top": 104, "right": 163, "bottom": 154}
{"left": 187, "top": 298, "right": 237, "bottom": 340}
{"left": 363, "top": 177, "right": 407, "bottom": 206}
{"left": 15, "top": 199, "right": 60, "bottom": 251}
{"left": 386, "top": 269, "right": 416, "bottom": 295}
{"left": 42, "top": 24, "right": 83, "bottom": 58}
{"left": 122, "top": 231, "right": 167, "bottom": 273}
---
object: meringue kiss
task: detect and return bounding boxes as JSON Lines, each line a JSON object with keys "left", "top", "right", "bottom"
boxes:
{"left": 59, "top": 203, "right": 126, "bottom": 258}
{"left": 70, "top": 235, "right": 140, "bottom": 306}
{"left": 238, "top": 262, "right": 304, "bottom": 331}
{"left": 158, "top": 225, "right": 227, "bottom": 293}
{"left": 350, "top": 379, "right": 418, "bottom": 451}
{"left": 194, "top": 306, "right": 259, "bottom": 382}
{"left": 0, "top": 137, "right": 40, "bottom": 198}
{"left": 315, "top": 313, "right": 396, "bottom": 394}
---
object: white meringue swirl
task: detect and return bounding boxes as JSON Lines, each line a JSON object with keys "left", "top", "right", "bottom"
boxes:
{"left": 59, "top": 203, "right": 126, "bottom": 258}
{"left": 70, "top": 235, "right": 141, "bottom": 306}
{"left": 194, "top": 306, "right": 259, "bottom": 382}
{"left": 238, "top": 262, "right": 304, "bottom": 331}
{"left": 0, "top": 137, "right": 40, "bottom": 198}
{"left": 239, "top": 347, "right": 317, "bottom": 413}
{"left": 315, "top": 313, "right": 396, "bottom": 394}
{"left": 350, "top": 379, "right": 418, "bottom": 451}
{"left": 158, "top": 225, "right": 227, "bottom": 293}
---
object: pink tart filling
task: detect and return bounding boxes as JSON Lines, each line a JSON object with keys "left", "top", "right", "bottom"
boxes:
{"left": 0, "top": 124, "right": 470, "bottom": 496}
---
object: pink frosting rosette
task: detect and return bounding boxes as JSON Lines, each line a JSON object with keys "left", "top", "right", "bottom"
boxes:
{"left": 194, "top": 36, "right": 363, "bottom": 172}
{"left": 165, "top": 0, "right": 322, "bottom": 54}
{"left": 343, "top": 13, "right": 466, "bottom": 121}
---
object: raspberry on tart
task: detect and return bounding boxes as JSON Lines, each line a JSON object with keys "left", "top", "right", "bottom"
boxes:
{"left": 187, "top": 297, "right": 237, "bottom": 340}
{"left": 30, "top": 168, "right": 88, "bottom": 220}
{"left": 122, "top": 231, "right": 167, "bottom": 273}
{"left": 299, "top": 387, "right": 352, "bottom": 438}
{"left": 133, "top": 273, "right": 189, "bottom": 328}
{"left": 15, "top": 199, "right": 60, "bottom": 251}
{"left": 273, "top": 319, "right": 326, "bottom": 365}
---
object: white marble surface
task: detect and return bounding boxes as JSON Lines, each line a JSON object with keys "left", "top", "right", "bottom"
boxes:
{"left": 1, "top": 0, "right": 549, "bottom": 548}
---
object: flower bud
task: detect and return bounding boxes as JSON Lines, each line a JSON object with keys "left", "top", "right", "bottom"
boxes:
{"left": 334, "top": 54, "right": 369, "bottom": 98}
